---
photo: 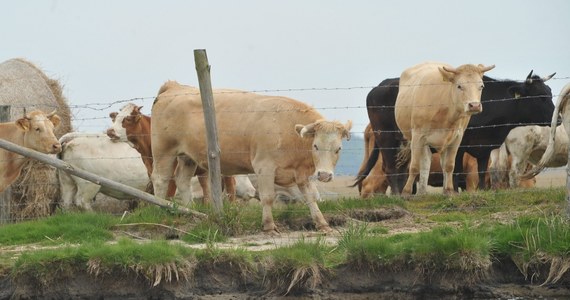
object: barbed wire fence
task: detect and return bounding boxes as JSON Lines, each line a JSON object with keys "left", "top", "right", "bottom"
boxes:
{"left": 1, "top": 75, "right": 569, "bottom": 223}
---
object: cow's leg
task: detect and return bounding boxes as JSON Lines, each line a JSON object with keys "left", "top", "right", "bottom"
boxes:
{"left": 381, "top": 133, "right": 406, "bottom": 194}
{"left": 73, "top": 179, "right": 98, "bottom": 211}
{"left": 416, "top": 146, "right": 431, "bottom": 195}
{"left": 254, "top": 164, "right": 278, "bottom": 233}
{"left": 58, "top": 171, "right": 77, "bottom": 210}
{"left": 223, "top": 176, "right": 237, "bottom": 202}
{"left": 297, "top": 180, "right": 331, "bottom": 232}
{"left": 452, "top": 149, "right": 465, "bottom": 191}
{"left": 477, "top": 155, "right": 490, "bottom": 190}
{"left": 509, "top": 155, "right": 525, "bottom": 188}
{"left": 174, "top": 156, "right": 198, "bottom": 206}
{"left": 151, "top": 150, "right": 178, "bottom": 201}
{"left": 402, "top": 138, "right": 421, "bottom": 195}
{"left": 441, "top": 146, "right": 460, "bottom": 195}
{"left": 195, "top": 170, "right": 210, "bottom": 204}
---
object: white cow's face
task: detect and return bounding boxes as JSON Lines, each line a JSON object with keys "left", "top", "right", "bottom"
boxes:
{"left": 107, "top": 103, "right": 138, "bottom": 143}
{"left": 296, "top": 120, "right": 352, "bottom": 182}
{"left": 440, "top": 64, "right": 495, "bottom": 115}
{"left": 16, "top": 110, "right": 62, "bottom": 154}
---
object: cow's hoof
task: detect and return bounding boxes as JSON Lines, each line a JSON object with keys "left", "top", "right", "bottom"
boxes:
{"left": 263, "top": 228, "right": 281, "bottom": 236}
{"left": 317, "top": 225, "right": 333, "bottom": 234}
{"left": 443, "top": 189, "right": 458, "bottom": 196}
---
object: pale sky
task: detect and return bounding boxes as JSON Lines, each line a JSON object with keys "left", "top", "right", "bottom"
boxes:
{"left": 2, "top": 0, "right": 569, "bottom": 136}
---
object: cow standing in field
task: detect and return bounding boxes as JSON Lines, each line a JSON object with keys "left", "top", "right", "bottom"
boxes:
{"left": 151, "top": 81, "right": 352, "bottom": 233}
{"left": 395, "top": 62, "right": 495, "bottom": 195}
{"left": 106, "top": 103, "right": 238, "bottom": 202}
{"left": 357, "top": 70, "right": 555, "bottom": 193}
{"left": 0, "top": 110, "right": 61, "bottom": 192}
{"left": 58, "top": 132, "right": 148, "bottom": 211}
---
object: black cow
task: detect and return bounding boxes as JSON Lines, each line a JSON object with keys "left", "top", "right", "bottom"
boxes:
{"left": 454, "top": 70, "right": 556, "bottom": 190}
{"left": 355, "top": 70, "right": 555, "bottom": 193}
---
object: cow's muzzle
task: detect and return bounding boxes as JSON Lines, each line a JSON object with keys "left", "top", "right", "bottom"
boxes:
{"left": 50, "top": 142, "right": 62, "bottom": 154}
{"left": 317, "top": 171, "right": 333, "bottom": 182}
{"left": 106, "top": 128, "right": 120, "bottom": 140}
{"left": 467, "top": 102, "right": 482, "bottom": 114}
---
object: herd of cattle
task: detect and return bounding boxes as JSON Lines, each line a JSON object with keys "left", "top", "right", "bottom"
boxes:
{"left": 1, "top": 61, "right": 569, "bottom": 232}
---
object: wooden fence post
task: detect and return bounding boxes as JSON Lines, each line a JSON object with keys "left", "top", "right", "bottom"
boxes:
{"left": 0, "top": 105, "right": 11, "bottom": 224}
{"left": 194, "top": 49, "right": 223, "bottom": 216}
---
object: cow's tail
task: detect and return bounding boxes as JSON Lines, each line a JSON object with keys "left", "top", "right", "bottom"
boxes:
{"left": 351, "top": 146, "right": 380, "bottom": 190}
{"left": 396, "top": 141, "right": 411, "bottom": 169}
{"left": 490, "top": 143, "right": 510, "bottom": 188}
{"left": 522, "top": 84, "right": 570, "bottom": 179}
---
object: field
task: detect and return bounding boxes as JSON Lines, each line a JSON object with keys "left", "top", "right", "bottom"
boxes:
{"left": 1, "top": 169, "right": 570, "bottom": 299}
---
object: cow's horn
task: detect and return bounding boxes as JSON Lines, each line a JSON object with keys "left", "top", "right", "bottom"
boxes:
{"left": 526, "top": 70, "right": 534, "bottom": 84}
{"left": 479, "top": 64, "right": 495, "bottom": 73}
{"left": 46, "top": 110, "right": 57, "bottom": 118}
{"left": 542, "top": 72, "right": 556, "bottom": 82}
{"left": 442, "top": 66, "right": 458, "bottom": 74}
{"left": 23, "top": 108, "right": 29, "bottom": 119}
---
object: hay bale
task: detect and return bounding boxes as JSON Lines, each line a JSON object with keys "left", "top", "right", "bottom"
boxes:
{"left": 0, "top": 58, "right": 73, "bottom": 222}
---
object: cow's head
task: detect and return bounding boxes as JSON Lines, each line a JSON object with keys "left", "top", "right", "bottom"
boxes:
{"left": 439, "top": 64, "right": 495, "bottom": 115}
{"left": 16, "top": 109, "right": 62, "bottom": 154}
{"left": 295, "top": 119, "right": 352, "bottom": 182}
{"left": 107, "top": 103, "right": 143, "bottom": 144}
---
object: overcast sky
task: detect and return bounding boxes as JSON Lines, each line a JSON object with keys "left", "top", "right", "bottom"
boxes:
{"left": 2, "top": 0, "right": 569, "bottom": 136}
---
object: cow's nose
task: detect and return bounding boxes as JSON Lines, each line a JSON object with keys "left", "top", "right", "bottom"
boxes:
{"left": 317, "top": 171, "right": 333, "bottom": 182}
{"left": 106, "top": 128, "right": 119, "bottom": 140}
{"left": 468, "top": 102, "right": 482, "bottom": 113}
{"left": 52, "top": 143, "right": 62, "bottom": 154}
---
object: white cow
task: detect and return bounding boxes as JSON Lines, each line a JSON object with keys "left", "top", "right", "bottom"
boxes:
{"left": 491, "top": 125, "right": 567, "bottom": 187}
{"left": 524, "top": 83, "right": 570, "bottom": 179}
{"left": 58, "top": 132, "right": 149, "bottom": 211}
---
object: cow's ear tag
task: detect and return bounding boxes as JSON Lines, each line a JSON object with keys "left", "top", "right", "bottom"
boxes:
{"left": 514, "top": 93, "right": 521, "bottom": 99}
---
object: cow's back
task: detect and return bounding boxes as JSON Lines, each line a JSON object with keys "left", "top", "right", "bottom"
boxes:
{"left": 152, "top": 82, "right": 324, "bottom": 175}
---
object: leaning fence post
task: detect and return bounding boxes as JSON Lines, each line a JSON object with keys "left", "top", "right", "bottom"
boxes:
{"left": 194, "top": 49, "right": 224, "bottom": 216}
{"left": 0, "top": 105, "right": 11, "bottom": 223}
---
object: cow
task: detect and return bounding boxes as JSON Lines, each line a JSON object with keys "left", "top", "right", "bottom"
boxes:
{"left": 487, "top": 140, "right": 542, "bottom": 189}
{"left": 356, "top": 123, "right": 480, "bottom": 197}
{"left": 0, "top": 110, "right": 61, "bottom": 193}
{"left": 106, "top": 103, "right": 238, "bottom": 202}
{"left": 150, "top": 81, "right": 352, "bottom": 233}
{"left": 522, "top": 82, "right": 570, "bottom": 180}
{"left": 57, "top": 132, "right": 149, "bottom": 211}
{"left": 395, "top": 62, "right": 495, "bottom": 195}
{"left": 356, "top": 69, "right": 555, "bottom": 193}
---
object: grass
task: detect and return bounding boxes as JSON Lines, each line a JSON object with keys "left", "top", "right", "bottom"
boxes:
{"left": 2, "top": 187, "right": 570, "bottom": 289}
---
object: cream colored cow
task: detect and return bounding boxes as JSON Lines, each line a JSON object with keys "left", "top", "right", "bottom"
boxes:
{"left": 0, "top": 110, "right": 61, "bottom": 192}
{"left": 395, "top": 62, "right": 494, "bottom": 195}
{"left": 150, "top": 81, "right": 352, "bottom": 234}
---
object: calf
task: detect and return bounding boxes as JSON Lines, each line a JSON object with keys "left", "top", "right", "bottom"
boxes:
{"left": 58, "top": 132, "right": 148, "bottom": 211}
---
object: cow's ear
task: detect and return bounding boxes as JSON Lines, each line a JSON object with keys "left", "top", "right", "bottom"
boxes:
{"left": 110, "top": 112, "right": 118, "bottom": 121}
{"left": 342, "top": 120, "right": 353, "bottom": 141}
{"left": 439, "top": 67, "right": 455, "bottom": 83}
{"left": 15, "top": 118, "right": 30, "bottom": 131}
{"left": 508, "top": 86, "right": 524, "bottom": 99}
{"left": 49, "top": 114, "right": 61, "bottom": 128}
{"left": 296, "top": 123, "right": 316, "bottom": 138}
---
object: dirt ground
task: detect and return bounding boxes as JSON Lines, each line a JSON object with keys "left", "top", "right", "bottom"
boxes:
{"left": 2, "top": 169, "right": 569, "bottom": 299}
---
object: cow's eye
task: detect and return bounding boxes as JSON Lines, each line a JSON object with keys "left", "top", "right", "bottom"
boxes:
{"left": 457, "top": 85, "right": 462, "bottom": 90}
{"left": 35, "top": 127, "right": 40, "bottom": 132}
{"left": 335, "top": 147, "right": 341, "bottom": 154}
{"left": 313, "top": 144, "right": 319, "bottom": 151}
{"left": 480, "top": 84, "right": 484, "bottom": 90}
